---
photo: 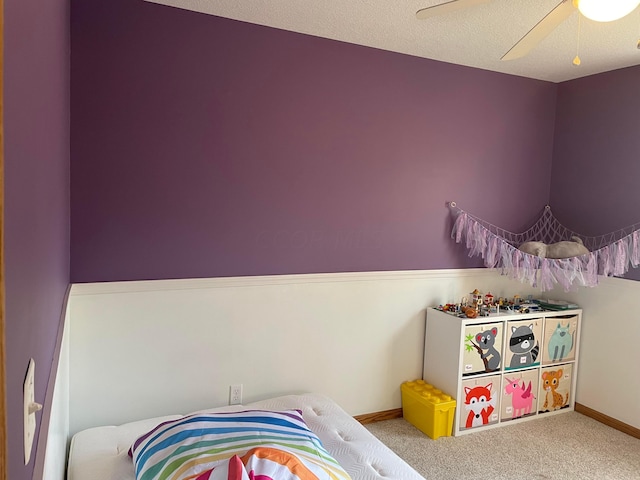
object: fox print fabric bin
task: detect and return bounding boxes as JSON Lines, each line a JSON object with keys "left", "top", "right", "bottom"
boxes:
{"left": 459, "top": 375, "right": 501, "bottom": 430}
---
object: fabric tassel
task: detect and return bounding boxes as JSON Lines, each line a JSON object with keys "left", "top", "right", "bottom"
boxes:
{"left": 613, "top": 240, "right": 628, "bottom": 276}
{"left": 538, "top": 259, "right": 550, "bottom": 291}
{"left": 586, "top": 253, "right": 598, "bottom": 286}
{"left": 631, "top": 231, "right": 640, "bottom": 267}
{"left": 599, "top": 246, "right": 612, "bottom": 277}
{"left": 447, "top": 205, "right": 640, "bottom": 292}
{"left": 452, "top": 213, "right": 467, "bottom": 243}
{"left": 485, "top": 236, "right": 499, "bottom": 268}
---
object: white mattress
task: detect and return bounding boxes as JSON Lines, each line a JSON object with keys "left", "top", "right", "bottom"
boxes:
{"left": 67, "top": 393, "right": 425, "bottom": 480}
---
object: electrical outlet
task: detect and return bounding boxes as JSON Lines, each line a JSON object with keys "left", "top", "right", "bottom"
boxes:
{"left": 229, "top": 384, "right": 242, "bottom": 405}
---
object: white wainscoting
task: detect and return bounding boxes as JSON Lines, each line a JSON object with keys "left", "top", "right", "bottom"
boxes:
{"left": 549, "top": 277, "right": 640, "bottom": 429}
{"left": 67, "top": 269, "right": 541, "bottom": 436}
{"left": 34, "top": 290, "right": 70, "bottom": 480}
{"left": 66, "top": 269, "right": 640, "bottom": 441}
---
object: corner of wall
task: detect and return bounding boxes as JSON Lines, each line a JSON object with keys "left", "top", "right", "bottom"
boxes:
{"left": 32, "top": 286, "right": 71, "bottom": 480}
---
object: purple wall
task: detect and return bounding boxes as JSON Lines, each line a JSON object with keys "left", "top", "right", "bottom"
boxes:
{"left": 4, "top": 0, "right": 70, "bottom": 478}
{"left": 1, "top": 0, "right": 637, "bottom": 475}
{"left": 71, "top": 0, "right": 557, "bottom": 283}
{"left": 552, "top": 65, "right": 640, "bottom": 280}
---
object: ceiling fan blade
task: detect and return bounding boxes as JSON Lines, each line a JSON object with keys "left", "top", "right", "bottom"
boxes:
{"left": 501, "top": 0, "right": 577, "bottom": 61}
{"left": 416, "top": 0, "right": 492, "bottom": 20}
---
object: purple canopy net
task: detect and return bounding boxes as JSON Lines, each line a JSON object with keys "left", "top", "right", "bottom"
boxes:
{"left": 449, "top": 203, "right": 640, "bottom": 291}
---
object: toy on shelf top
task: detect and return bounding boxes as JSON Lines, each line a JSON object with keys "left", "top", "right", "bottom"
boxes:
{"left": 532, "top": 298, "right": 580, "bottom": 311}
{"left": 436, "top": 290, "right": 572, "bottom": 318}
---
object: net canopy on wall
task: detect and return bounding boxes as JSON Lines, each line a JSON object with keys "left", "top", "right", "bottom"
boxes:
{"left": 449, "top": 202, "right": 640, "bottom": 291}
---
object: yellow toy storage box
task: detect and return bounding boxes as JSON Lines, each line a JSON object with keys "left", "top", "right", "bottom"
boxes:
{"left": 401, "top": 380, "right": 456, "bottom": 439}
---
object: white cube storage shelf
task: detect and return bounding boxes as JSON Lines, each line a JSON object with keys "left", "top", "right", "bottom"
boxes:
{"left": 423, "top": 307, "right": 581, "bottom": 436}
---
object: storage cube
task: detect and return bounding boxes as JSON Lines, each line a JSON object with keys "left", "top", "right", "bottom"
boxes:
{"left": 542, "top": 315, "right": 579, "bottom": 365}
{"left": 424, "top": 307, "right": 581, "bottom": 436}
{"left": 462, "top": 322, "right": 503, "bottom": 376}
{"left": 500, "top": 368, "right": 539, "bottom": 421}
{"left": 504, "top": 318, "right": 543, "bottom": 371}
{"left": 459, "top": 374, "right": 500, "bottom": 430}
{"left": 401, "top": 380, "right": 456, "bottom": 440}
{"left": 538, "top": 364, "right": 573, "bottom": 413}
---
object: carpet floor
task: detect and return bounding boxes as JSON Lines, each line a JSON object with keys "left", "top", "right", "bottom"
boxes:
{"left": 365, "top": 412, "right": 640, "bottom": 479}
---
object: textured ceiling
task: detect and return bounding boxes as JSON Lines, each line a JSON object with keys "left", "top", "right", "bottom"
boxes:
{"left": 144, "top": 0, "right": 640, "bottom": 83}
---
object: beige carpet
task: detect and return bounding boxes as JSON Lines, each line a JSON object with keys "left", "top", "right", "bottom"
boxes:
{"left": 365, "top": 412, "right": 640, "bottom": 479}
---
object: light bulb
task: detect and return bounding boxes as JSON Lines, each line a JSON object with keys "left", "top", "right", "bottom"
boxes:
{"left": 578, "top": 0, "right": 640, "bottom": 22}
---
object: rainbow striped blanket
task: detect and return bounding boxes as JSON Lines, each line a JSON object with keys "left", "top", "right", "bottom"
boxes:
{"left": 129, "top": 409, "right": 352, "bottom": 480}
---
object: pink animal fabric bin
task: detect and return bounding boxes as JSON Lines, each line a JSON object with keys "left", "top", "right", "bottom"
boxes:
{"left": 501, "top": 368, "right": 539, "bottom": 421}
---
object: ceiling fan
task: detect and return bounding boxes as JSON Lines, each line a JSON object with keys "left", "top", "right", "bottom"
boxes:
{"left": 416, "top": 0, "right": 640, "bottom": 61}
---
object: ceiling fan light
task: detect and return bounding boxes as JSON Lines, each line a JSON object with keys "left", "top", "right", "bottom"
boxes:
{"left": 578, "top": 0, "right": 640, "bottom": 22}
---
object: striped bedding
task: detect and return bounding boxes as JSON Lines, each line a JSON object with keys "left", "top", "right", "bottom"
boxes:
{"left": 129, "top": 409, "right": 352, "bottom": 480}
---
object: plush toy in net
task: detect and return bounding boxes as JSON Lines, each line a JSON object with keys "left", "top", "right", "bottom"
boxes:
{"left": 449, "top": 203, "right": 640, "bottom": 291}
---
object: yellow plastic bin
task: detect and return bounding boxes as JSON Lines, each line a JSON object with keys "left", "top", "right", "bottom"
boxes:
{"left": 401, "top": 380, "right": 456, "bottom": 439}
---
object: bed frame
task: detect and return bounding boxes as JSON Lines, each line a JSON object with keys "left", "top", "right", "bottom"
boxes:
{"left": 67, "top": 393, "right": 425, "bottom": 480}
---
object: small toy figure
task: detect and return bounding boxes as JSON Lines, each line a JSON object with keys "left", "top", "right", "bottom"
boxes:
{"left": 484, "top": 292, "right": 494, "bottom": 306}
{"left": 471, "top": 289, "right": 483, "bottom": 306}
{"left": 464, "top": 306, "right": 478, "bottom": 318}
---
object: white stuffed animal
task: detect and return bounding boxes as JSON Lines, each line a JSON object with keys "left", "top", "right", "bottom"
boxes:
{"left": 518, "top": 236, "right": 589, "bottom": 259}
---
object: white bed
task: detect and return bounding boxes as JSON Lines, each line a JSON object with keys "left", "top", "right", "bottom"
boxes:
{"left": 67, "top": 393, "right": 425, "bottom": 480}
